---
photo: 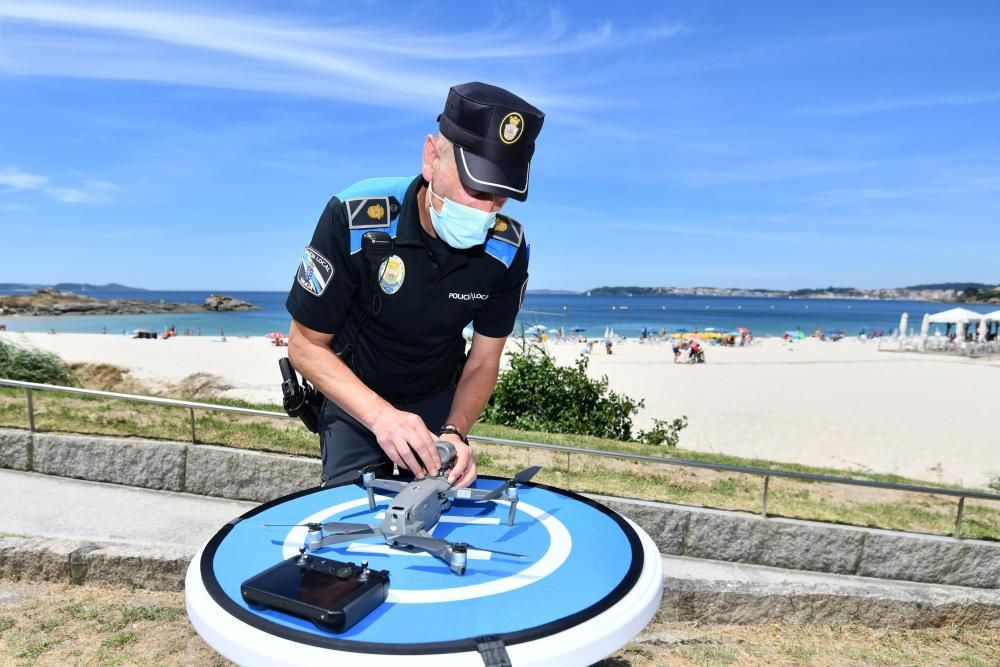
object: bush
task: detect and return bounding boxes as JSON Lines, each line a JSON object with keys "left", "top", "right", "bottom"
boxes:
{"left": 483, "top": 344, "right": 643, "bottom": 441}
{"left": 637, "top": 416, "right": 688, "bottom": 447}
{"left": 0, "top": 339, "right": 77, "bottom": 386}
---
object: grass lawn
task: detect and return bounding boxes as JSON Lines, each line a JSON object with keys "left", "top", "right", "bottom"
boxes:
{"left": 1, "top": 386, "right": 998, "bottom": 541}
{"left": 1, "top": 579, "right": 998, "bottom": 667}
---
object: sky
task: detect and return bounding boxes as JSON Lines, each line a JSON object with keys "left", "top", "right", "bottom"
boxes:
{"left": 1, "top": 1, "right": 999, "bottom": 291}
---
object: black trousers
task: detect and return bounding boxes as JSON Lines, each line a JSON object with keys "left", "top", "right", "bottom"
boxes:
{"left": 317, "top": 385, "right": 456, "bottom": 485}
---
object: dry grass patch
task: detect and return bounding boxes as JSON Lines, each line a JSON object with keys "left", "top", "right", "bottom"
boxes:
{"left": 3, "top": 580, "right": 998, "bottom": 666}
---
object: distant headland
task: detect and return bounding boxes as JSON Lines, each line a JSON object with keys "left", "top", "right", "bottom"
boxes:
{"left": 587, "top": 283, "right": 1000, "bottom": 304}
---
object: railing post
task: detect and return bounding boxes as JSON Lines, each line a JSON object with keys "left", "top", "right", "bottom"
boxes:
{"left": 761, "top": 475, "right": 770, "bottom": 517}
{"left": 189, "top": 407, "right": 197, "bottom": 444}
{"left": 954, "top": 496, "right": 965, "bottom": 539}
{"left": 25, "top": 387, "right": 35, "bottom": 432}
{"left": 566, "top": 451, "right": 571, "bottom": 473}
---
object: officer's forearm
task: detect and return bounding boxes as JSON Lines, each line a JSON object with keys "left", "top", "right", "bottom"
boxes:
{"left": 445, "top": 358, "right": 500, "bottom": 436}
{"left": 287, "top": 327, "right": 391, "bottom": 431}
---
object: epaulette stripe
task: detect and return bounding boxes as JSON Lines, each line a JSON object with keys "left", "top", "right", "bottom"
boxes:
{"left": 484, "top": 238, "right": 517, "bottom": 268}
{"left": 345, "top": 196, "right": 396, "bottom": 230}
{"left": 490, "top": 215, "right": 524, "bottom": 248}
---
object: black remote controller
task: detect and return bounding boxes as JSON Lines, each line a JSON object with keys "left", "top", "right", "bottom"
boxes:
{"left": 241, "top": 553, "right": 390, "bottom": 633}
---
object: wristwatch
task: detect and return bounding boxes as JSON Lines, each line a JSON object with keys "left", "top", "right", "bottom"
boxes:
{"left": 438, "top": 424, "right": 469, "bottom": 446}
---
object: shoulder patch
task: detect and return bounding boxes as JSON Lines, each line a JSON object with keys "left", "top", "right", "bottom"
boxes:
{"left": 489, "top": 214, "right": 524, "bottom": 248}
{"left": 296, "top": 246, "right": 334, "bottom": 296}
{"left": 345, "top": 196, "right": 400, "bottom": 230}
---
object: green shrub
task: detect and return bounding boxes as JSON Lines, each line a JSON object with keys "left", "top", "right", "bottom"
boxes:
{"left": 483, "top": 344, "right": 643, "bottom": 440}
{"left": 637, "top": 416, "right": 688, "bottom": 447}
{"left": 0, "top": 339, "right": 77, "bottom": 386}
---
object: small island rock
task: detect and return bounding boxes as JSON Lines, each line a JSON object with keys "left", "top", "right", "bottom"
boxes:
{"left": 203, "top": 294, "right": 259, "bottom": 311}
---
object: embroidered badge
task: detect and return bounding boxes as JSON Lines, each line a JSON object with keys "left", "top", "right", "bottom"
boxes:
{"left": 499, "top": 112, "right": 524, "bottom": 145}
{"left": 366, "top": 203, "right": 385, "bottom": 221}
{"left": 378, "top": 255, "right": 405, "bottom": 295}
{"left": 297, "top": 247, "right": 334, "bottom": 296}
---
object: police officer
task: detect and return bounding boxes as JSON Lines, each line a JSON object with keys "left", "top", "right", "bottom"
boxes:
{"left": 286, "top": 82, "right": 544, "bottom": 488}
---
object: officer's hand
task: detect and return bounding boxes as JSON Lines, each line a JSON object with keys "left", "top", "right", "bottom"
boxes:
{"left": 370, "top": 407, "right": 441, "bottom": 478}
{"left": 441, "top": 435, "right": 477, "bottom": 488}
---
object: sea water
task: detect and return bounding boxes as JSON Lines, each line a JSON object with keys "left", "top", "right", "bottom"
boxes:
{"left": 0, "top": 289, "right": 990, "bottom": 338}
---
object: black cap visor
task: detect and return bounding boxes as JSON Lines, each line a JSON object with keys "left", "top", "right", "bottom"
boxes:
{"left": 453, "top": 145, "right": 530, "bottom": 202}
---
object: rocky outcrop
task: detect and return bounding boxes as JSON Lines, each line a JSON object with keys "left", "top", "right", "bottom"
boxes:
{"left": 0, "top": 289, "right": 201, "bottom": 316}
{"left": 202, "top": 294, "right": 259, "bottom": 311}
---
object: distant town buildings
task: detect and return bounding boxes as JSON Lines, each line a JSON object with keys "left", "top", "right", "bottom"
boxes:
{"left": 589, "top": 285, "right": 1000, "bottom": 303}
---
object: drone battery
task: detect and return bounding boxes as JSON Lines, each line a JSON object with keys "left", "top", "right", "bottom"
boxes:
{"left": 241, "top": 555, "right": 389, "bottom": 633}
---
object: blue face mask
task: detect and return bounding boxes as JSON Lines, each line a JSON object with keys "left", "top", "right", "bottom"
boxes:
{"left": 427, "top": 180, "right": 497, "bottom": 249}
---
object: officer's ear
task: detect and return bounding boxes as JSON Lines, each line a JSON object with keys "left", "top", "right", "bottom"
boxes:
{"left": 421, "top": 134, "right": 439, "bottom": 182}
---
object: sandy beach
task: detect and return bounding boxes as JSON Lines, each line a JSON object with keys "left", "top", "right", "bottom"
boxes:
{"left": 2, "top": 331, "right": 998, "bottom": 488}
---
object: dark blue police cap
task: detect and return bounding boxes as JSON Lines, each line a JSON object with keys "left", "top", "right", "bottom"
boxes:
{"left": 438, "top": 82, "right": 544, "bottom": 202}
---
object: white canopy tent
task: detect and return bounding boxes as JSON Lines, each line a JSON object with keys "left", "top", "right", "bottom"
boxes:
{"left": 926, "top": 307, "right": 985, "bottom": 324}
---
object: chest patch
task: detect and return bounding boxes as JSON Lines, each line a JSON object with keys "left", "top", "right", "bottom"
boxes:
{"left": 378, "top": 255, "right": 406, "bottom": 295}
{"left": 297, "top": 246, "right": 333, "bottom": 296}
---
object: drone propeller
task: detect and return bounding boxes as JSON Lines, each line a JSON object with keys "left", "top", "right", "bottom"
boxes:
{"left": 262, "top": 521, "right": 371, "bottom": 535}
{"left": 480, "top": 465, "right": 544, "bottom": 502}
{"left": 514, "top": 465, "right": 543, "bottom": 484}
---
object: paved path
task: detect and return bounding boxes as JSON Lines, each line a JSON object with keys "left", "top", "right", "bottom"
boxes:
{"left": 0, "top": 469, "right": 256, "bottom": 550}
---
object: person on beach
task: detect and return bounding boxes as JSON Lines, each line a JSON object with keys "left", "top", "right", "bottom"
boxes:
{"left": 285, "top": 82, "right": 543, "bottom": 488}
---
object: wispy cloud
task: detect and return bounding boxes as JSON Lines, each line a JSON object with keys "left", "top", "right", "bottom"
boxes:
{"left": 0, "top": 166, "right": 49, "bottom": 190}
{"left": 0, "top": 2, "right": 683, "bottom": 111}
{"left": 797, "top": 91, "right": 1000, "bottom": 117}
{"left": 0, "top": 165, "right": 114, "bottom": 204}
{"left": 46, "top": 186, "right": 112, "bottom": 204}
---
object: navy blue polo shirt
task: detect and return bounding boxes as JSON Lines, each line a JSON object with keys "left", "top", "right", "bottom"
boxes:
{"left": 286, "top": 175, "right": 529, "bottom": 401}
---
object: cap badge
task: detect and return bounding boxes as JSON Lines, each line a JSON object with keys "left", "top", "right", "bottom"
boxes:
{"left": 499, "top": 112, "right": 524, "bottom": 144}
{"left": 367, "top": 203, "right": 385, "bottom": 220}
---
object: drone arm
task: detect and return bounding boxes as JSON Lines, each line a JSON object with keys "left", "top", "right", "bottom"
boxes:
{"left": 315, "top": 527, "right": 375, "bottom": 549}
{"left": 366, "top": 479, "right": 407, "bottom": 494}
{"left": 447, "top": 486, "right": 504, "bottom": 502}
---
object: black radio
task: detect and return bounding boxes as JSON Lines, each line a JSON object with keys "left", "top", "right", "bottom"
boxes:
{"left": 241, "top": 553, "right": 390, "bottom": 633}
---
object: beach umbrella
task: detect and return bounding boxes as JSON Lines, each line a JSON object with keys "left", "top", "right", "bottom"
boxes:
{"left": 919, "top": 314, "right": 930, "bottom": 349}
{"left": 956, "top": 320, "right": 965, "bottom": 341}
{"left": 898, "top": 312, "right": 908, "bottom": 338}
{"left": 264, "top": 331, "right": 286, "bottom": 340}
{"left": 978, "top": 317, "right": 988, "bottom": 341}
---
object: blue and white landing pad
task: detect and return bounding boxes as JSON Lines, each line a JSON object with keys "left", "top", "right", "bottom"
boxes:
{"left": 186, "top": 477, "right": 663, "bottom": 666}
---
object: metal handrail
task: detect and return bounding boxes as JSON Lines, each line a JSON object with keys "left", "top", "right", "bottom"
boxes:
{"left": 2, "top": 377, "right": 998, "bottom": 538}
{"left": 0, "top": 378, "right": 292, "bottom": 419}
{"left": 466, "top": 434, "right": 1000, "bottom": 502}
